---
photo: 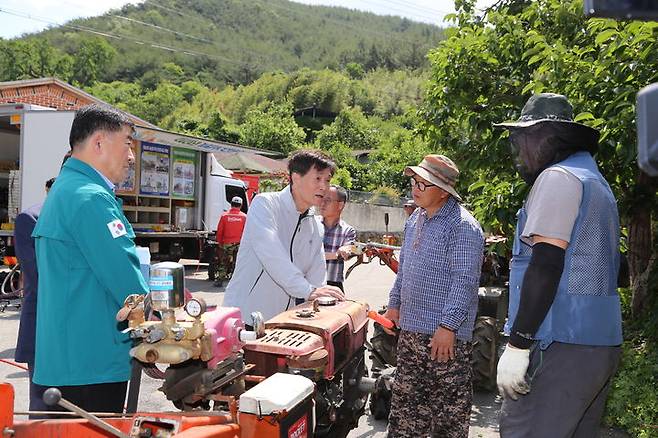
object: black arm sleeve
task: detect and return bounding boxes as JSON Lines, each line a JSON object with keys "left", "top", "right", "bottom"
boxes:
{"left": 509, "top": 242, "right": 566, "bottom": 349}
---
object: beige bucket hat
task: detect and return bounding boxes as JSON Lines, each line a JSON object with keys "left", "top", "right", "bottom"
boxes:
{"left": 404, "top": 154, "right": 461, "bottom": 201}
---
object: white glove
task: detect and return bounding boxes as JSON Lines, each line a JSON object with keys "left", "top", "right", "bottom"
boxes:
{"left": 496, "top": 344, "right": 531, "bottom": 400}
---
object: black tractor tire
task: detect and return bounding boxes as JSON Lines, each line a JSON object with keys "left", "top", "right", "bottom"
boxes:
{"left": 370, "top": 391, "right": 390, "bottom": 420}
{"left": 471, "top": 316, "right": 499, "bottom": 392}
{"left": 369, "top": 371, "right": 394, "bottom": 420}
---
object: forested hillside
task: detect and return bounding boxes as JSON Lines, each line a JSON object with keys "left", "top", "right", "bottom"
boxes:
{"left": 1, "top": 0, "right": 443, "bottom": 88}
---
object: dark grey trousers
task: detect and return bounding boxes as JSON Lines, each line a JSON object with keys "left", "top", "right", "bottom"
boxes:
{"left": 499, "top": 342, "right": 621, "bottom": 438}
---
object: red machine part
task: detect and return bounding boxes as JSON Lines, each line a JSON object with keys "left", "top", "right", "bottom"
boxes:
{"left": 367, "top": 310, "right": 395, "bottom": 329}
{"left": 345, "top": 242, "right": 400, "bottom": 278}
{"left": 0, "top": 381, "right": 242, "bottom": 438}
{"left": 243, "top": 300, "right": 369, "bottom": 379}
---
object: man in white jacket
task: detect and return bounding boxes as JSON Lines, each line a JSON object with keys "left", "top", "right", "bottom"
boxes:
{"left": 223, "top": 149, "right": 345, "bottom": 322}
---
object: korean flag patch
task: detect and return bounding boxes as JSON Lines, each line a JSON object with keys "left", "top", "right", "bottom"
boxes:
{"left": 107, "top": 219, "right": 127, "bottom": 239}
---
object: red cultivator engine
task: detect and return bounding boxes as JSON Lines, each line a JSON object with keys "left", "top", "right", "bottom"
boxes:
{"left": 153, "top": 297, "right": 373, "bottom": 438}
{"left": 145, "top": 299, "right": 372, "bottom": 438}
{"left": 242, "top": 298, "right": 371, "bottom": 437}
{"left": 128, "top": 263, "right": 374, "bottom": 437}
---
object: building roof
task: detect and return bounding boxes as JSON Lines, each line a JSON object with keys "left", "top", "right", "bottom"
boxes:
{"left": 213, "top": 151, "right": 288, "bottom": 174}
{"left": 0, "top": 77, "right": 156, "bottom": 128}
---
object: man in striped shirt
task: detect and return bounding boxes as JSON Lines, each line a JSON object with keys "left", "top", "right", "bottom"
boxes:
{"left": 319, "top": 185, "right": 356, "bottom": 291}
{"left": 384, "top": 154, "right": 484, "bottom": 438}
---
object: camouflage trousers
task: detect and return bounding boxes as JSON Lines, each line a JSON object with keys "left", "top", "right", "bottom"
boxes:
{"left": 216, "top": 243, "right": 239, "bottom": 281}
{"left": 388, "top": 330, "right": 473, "bottom": 438}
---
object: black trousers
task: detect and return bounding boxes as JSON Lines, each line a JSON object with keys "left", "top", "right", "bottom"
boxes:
{"left": 46, "top": 381, "right": 128, "bottom": 414}
{"left": 327, "top": 280, "right": 344, "bottom": 291}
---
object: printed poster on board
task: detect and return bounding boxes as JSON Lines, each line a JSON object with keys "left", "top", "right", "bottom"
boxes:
{"left": 117, "top": 144, "right": 137, "bottom": 193}
{"left": 140, "top": 142, "right": 170, "bottom": 196}
{"left": 171, "top": 148, "right": 197, "bottom": 199}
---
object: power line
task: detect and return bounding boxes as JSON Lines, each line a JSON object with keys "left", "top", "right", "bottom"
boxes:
{"left": 0, "top": 7, "right": 248, "bottom": 67}
{"left": 132, "top": 0, "right": 439, "bottom": 63}
{"left": 111, "top": 15, "right": 213, "bottom": 44}
{"left": 145, "top": 0, "right": 201, "bottom": 20}
{"left": 1, "top": 0, "right": 442, "bottom": 77}
{"left": 47, "top": 0, "right": 275, "bottom": 63}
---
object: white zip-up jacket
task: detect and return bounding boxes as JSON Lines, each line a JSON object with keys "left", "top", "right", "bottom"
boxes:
{"left": 223, "top": 186, "right": 327, "bottom": 321}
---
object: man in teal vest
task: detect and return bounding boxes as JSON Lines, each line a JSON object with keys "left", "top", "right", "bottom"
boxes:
{"left": 32, "top": 104, "right": 149, "bottom": 413}
{"left": 494, "top": 94, "right": 623, "bottom": 437}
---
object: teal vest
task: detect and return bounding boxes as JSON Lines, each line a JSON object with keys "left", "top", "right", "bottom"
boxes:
{"left": 506, "top": 152, "right": 623, "bottom": 349}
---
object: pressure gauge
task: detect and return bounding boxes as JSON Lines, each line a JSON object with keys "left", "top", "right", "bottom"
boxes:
{"left": 184, "top": 297, "right": 206, "bottom": 317}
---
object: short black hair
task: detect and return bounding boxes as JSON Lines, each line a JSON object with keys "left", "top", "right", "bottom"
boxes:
{"left": 62, "top": 150, "right": 71, "bottom": 167}
{"left": 45, "top": 178, "right": 56, "bottom": 189}
{"left": 230, "top": 200, "right": 242, "bottom": 207}
{"left": 69, "top": 104, "right": 134, "bottom": 150}
{"left": 287, "top": 149, "right": 336, "bottom": 179}
{"left": 331, "top": 184, "right": 348, "bottom": 203}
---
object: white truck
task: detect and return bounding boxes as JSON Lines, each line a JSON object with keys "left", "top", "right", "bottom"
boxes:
{"left": 0, "top": 103, "right": 260, "bottom": 262}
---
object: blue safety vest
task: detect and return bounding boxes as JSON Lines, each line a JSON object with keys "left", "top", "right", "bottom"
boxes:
{"left": 506, "top": 152, "right": 623, "bottom": 349}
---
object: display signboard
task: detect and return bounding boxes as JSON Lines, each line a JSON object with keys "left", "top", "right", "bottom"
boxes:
{"left": 140, "top": 142, "right": 170, "bottom": 196}
{"left": 117, "top": 143, "right": 138, "bottom": 194}
{"left": 171, "top": 148, "right": 197, "bottom": 199}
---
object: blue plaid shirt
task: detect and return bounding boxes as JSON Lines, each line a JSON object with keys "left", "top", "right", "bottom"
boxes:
{"left": 388, "top": 197, "right": 484, "bottom": 341}
{"left": 323, "top": 219, "right": 356, "bottom": 283}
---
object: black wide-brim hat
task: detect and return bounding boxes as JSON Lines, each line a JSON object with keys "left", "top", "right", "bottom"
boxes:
{"left": 494, "top": 93, "right": 600, "bottom": 151}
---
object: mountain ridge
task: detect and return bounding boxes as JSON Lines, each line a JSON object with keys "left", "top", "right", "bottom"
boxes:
{"left": 14, "top": 0, "right": 444, "bottom": 87}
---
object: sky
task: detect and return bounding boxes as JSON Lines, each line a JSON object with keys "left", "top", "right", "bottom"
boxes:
{"left": 0, "top": 0, "right": 497, "bottom": 40}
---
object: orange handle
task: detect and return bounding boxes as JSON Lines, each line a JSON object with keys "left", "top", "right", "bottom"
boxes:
{"left": 368, "top": 310, "right": 395, "bottom": 329}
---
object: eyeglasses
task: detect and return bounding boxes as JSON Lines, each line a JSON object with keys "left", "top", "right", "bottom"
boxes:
{"left": 321, "top": 198, "right": 341, "bottom": 204}
{"left": 409, "top": 177, "right": 434, "bottom": 192}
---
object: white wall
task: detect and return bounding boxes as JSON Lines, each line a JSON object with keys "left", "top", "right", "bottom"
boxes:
{"left": 341, "top": 203, "right": 407, "bottom": 234}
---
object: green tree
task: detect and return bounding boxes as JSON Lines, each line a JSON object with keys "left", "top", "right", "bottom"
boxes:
{"left": 206, "top": 111, "right": 241, "bottom": 143}
{"left": 315, "top": 107, "right": 378, "bottom": 152}
{"left": 71, "top": 38, "right": 117, "bottom": 86}
{"left": 136, "top": 82, "right": 185, "bottom": 124}
{"left": 240, "top": 102, "right": 305, "bottom": 153}
{"left": 422, "top": 0, "right": 657, "bottom": 309}
{"left": 344, "top": 62, "right": 365, "bottom": 80}
{"left": 0, "top": 39, "right": 72, "bottom": 81}
{"left": 85, "top": 81, "right": 142, "bottom": 113}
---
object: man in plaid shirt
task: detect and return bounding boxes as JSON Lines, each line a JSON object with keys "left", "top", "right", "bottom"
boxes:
{"left": 384, "top": 154, "right": 484, "bottom": 438}
{"left": 319, "top": 185, "right": 356, "bottom": 291}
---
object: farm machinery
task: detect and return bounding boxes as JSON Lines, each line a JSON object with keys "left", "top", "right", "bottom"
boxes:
{"left": 1, "top": 261, "right": 379, "bottom": 438}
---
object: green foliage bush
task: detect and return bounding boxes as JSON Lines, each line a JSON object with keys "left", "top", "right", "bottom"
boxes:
{"left": 605, "top": 340, "right": 658, "bottom": 438}
{"left": 239, "top": 102, "right": 305, "bottom": 153}
{"left": 606, "top": 265, "right": 658, "bottom": 437}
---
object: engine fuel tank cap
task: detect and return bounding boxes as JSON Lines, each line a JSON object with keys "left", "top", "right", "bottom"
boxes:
{"left": 316, "top": 296, "right": 337, "bottom": 306}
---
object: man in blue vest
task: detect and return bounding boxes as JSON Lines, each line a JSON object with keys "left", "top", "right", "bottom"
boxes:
{"left": 494, "top": 93, "right": 623, "bottom": 437}
{"left": 32, "top": 104, "right": 149, "bottom": 413}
